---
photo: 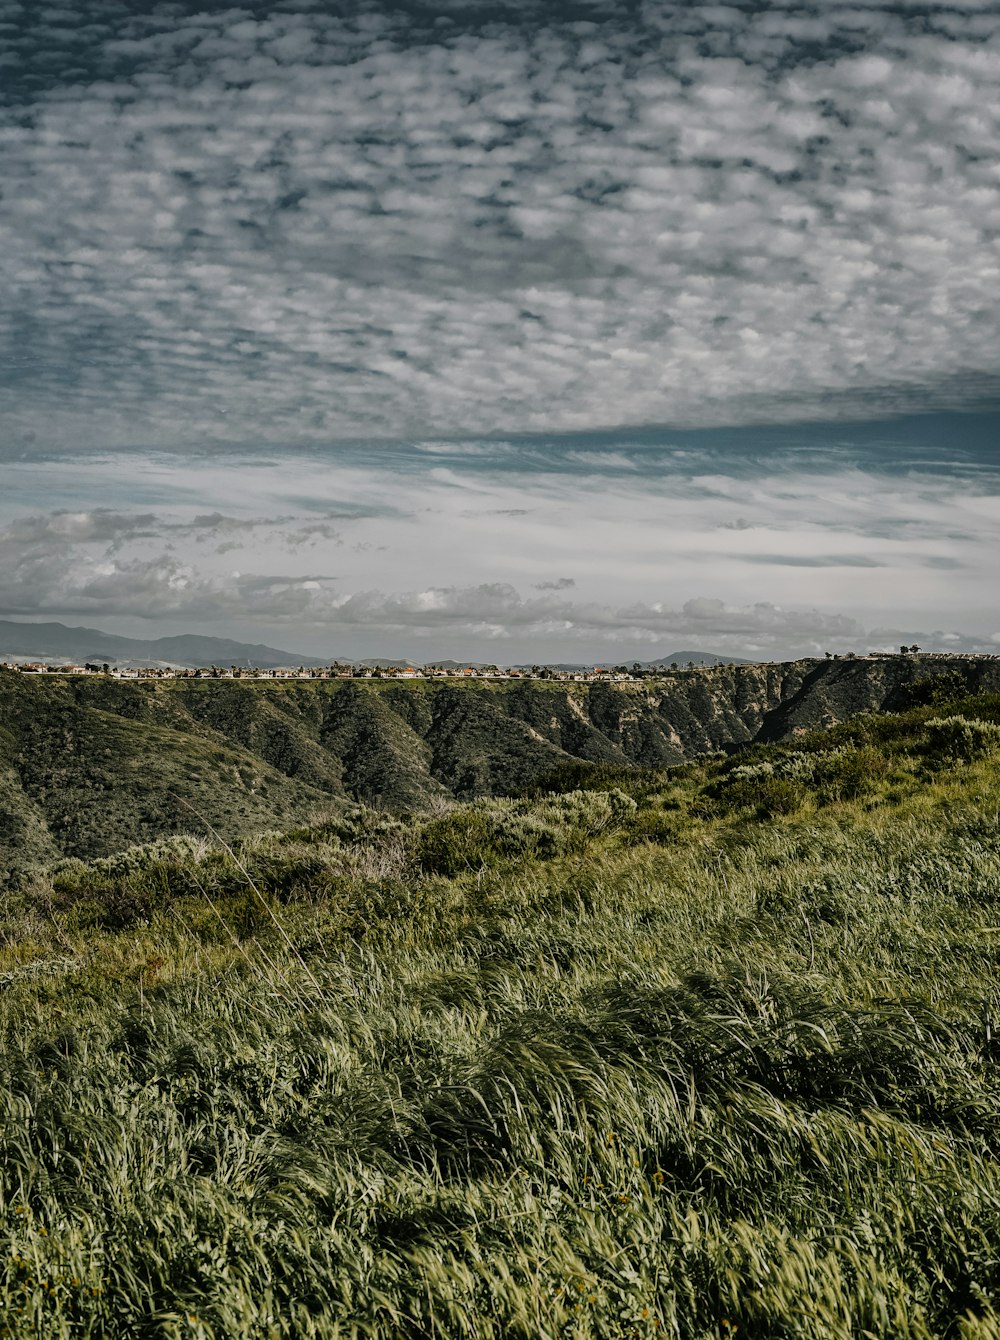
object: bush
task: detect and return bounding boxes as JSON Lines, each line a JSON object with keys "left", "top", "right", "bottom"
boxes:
{"left": 626, "top": 807, "right": 679, "bottom": 844}
{"left": 712, "top": 752, "right": 819, "bottom": 816}
{"left": 415, "top": 805, "right": 557, "bottom": 876}
{"left": 713, "top": 775, "right": 806, "bottom": 818}
{"left": 925, "top": 715, "right": 1000, "bottom": 765}
{"left": 314, "top": 806, "right": 408, "bottom": 845}
{"left": 514, "top": 762, "right": 668, "bottom": 799}
{"left": 812, "top": 745, "right": 890, "bottom": 801}
{"left": 753, "top": 777, "right": 807, "bottom": 816}
{"left": 726, "top": 751, "right": 818, "bottom": 786}
{"left": 49, "top": 836, "right": 211, "bottom": 926}
{"left": 414, "top": 789, "right": 638, "bottom": 875}
{"left": 50, "top": 835, "right": 207, "bottom": 893}
{"left": 896, "top": 670, "right": 971, "bottom": 710}
{"left": 712, "top": 744, "right": 891, "bottom": 811}
{"left": 535, "top": 787, "right": 637, "bottom": 836}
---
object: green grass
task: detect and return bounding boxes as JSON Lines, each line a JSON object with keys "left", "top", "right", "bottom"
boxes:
{"left": 2, "top": 697, "right": 1000, "bottom": 1335}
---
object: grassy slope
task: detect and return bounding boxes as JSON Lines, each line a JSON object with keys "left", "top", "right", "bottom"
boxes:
{"left": 1, "top": 697, "right": 1000, "bottom": 1334}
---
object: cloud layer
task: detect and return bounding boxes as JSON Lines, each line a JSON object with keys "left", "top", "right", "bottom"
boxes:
{"left": 3, "top": 0, "right": 1000, "bottom": 447}
{"left": 3, "top": 440, "right": 998, "bottom": 659}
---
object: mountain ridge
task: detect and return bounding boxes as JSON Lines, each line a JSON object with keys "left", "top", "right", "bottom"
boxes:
{"left": 0, "top": 619, "right": 329, "bottom": 669}
{"left": 0, "top": 618, "right": 751, "bottom": 670}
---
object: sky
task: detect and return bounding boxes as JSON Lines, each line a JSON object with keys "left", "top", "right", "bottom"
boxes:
{"left": 2, "top": 0, "right": 999, "bottom": 662}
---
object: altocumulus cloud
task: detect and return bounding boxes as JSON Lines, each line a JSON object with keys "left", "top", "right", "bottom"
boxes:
{"left": 3, "top": 0, "right": 1000, "bottom": 448}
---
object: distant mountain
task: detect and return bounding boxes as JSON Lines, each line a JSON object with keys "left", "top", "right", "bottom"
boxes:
{"left": 519, "top": 652, "right": 753, "bottom": 671}
{"left": 645, "top": 651, "right": 753, "bottom": 667}
{"left": 0, "top": 620, "right": 756, "bottom": 672}
{"left": 0, "top": 620, "right": 328, "bottom": 669}
{"left": 353, "top": 657, "right": 423, "bottom": 669}
{"left": 425, "top": 660, "right": 492, "bottom": 670}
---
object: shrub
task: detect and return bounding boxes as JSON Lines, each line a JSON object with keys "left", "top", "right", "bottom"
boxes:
{"left": 753, "top": 777, "right": 807, "bottom": 816}
{"left": 318, "top": 806, "right": 409, "bottom": 845}
{"left": 535, "top": 787, "right": 637, "bottom": 836}
{"left": 727, "top": 760, "right": 776, "bottom": 783}
{"left": 713, "top": 775, "right": 806, "bottom": 818}
{"left": 714, "top": 744, "right": 891, "bottom": 811}
{"left": 514, "top": 762, "right": 667, "bottom": 799}
{"left": 626, "top": 807, "right": 679, "bottom": 844}
{"left": 49, "top": 836, "right": 211, "bottom": 926}
{"left": 414, "top": 789, "right": 637, "bottom": 875}
{"left": 925, "top": 715, "right": 1000, "bottom": 765}
{"left": 896, "top": 670, "right": 971, "bottom": 710}
{"left": 812, "top": 745, "right": 890, "bottom": 801}
{"left": 51, "top": 835, "right": 208, "bottom": 893}
{"left": 727, "top": 751, "right": 817, "bottom": 785}
{"left": 712, "top": 753, "right": 820, "bottom": 816}
{"left": 415, "top": 805, "right": 556, "bottom": 876}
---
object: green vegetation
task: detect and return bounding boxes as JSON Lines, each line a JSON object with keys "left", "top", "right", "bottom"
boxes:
{"left": 925, "top": 715, "right": 1000, "bottom": 765}
{"left": 2, "top": 692, "right": 1000, "bottom": 1335}
{"left": 3, "top": 657, "right": 1000, "bottom": 879}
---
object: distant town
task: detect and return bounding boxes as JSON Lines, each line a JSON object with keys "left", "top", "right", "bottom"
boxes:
{"left": 2, "top": 660, "right": 696, "bottom": 682}
{"left": 0, "top": 647, "right": 985, "bottom": 682}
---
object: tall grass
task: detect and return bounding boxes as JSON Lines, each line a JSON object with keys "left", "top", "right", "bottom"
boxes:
{"left": 1, "top": 699, "right": 1000, "bottom": 1335}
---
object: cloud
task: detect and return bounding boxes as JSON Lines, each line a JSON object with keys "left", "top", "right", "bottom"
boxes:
{"left": 534, "top": 577, "right": 576, "bottom": 590}
{"left": 311, "top": 584, "right": 1000, "bottom": 658}
{"left": 1, "top": 434, "right": 998, "bottom": 640}
{"left": 3, "top": 1, "right": 1000, "bottom": 448}
{"left": 0, "top": 506, "right": 341, "bottom": 616}
{"left": 4, "top": 510, "right": 161, "bottom": 545}
{"left": 1, "top": 491, "right": 995, "bottom": 658}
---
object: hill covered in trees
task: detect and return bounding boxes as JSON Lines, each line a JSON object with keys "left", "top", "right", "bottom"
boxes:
{"left": 1, "top": 688, "right": 1000, "bottom": 1334}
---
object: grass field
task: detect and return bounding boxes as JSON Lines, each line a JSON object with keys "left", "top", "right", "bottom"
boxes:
{"left": 1, "top": 691, "right": 1000, "bottom": 1336}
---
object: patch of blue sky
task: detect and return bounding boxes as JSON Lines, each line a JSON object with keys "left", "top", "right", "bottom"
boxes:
{"left": 737, "top": 553, "right": 888, "bottom": 568}
{"left": 276, "top": 495, "right": 409, "bottom": 519}
{"left": 164, "top": 410, "right": 987, "bottom": 486}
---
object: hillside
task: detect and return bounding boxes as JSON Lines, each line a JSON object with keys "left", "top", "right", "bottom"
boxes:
{"left": 1, "top": 693, "right": 1000, "bottom": 1335}
{"left": 2, "top": 655, "right": 1000, "bottom": 873}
